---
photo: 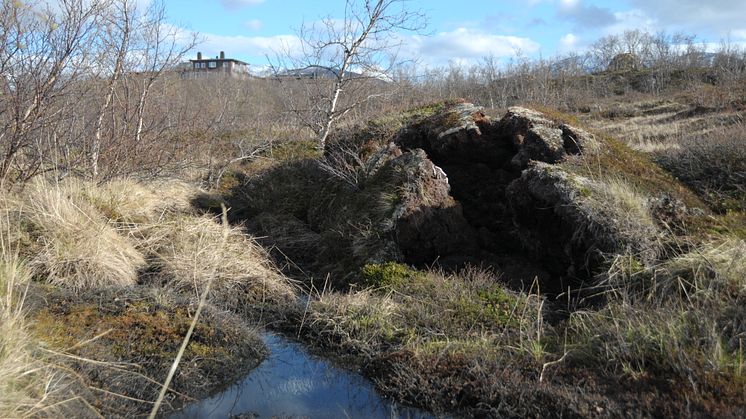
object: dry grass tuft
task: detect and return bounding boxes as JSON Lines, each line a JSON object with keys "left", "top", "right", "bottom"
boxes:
{"left": 0, "top": 222, "right": 62, "bottom": 418}
{"left": 21, "top": 179, "right": 146, "bottom": 291}
{"left": 663, "top": 238, "right": 746, "bottom": 289}
{"left": 587, "top": 177, "right": 656, "bottom": 231}
{"left": 67, "top": 178, "right": 198, "bottom": 225}
{"left": 572, "top": 238, "right": 746, "bottom": 385}
{"left": 147, "top": 215, "right": 296, "bottom": 309}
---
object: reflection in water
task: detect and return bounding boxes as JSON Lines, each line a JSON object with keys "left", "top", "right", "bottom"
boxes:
{"left": 172, "top": 333, "right": 435, "bottom": 419}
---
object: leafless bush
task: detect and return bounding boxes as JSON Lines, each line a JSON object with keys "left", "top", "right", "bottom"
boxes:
{"left": 655, "top": 124, "right": 746, "bottom": 212}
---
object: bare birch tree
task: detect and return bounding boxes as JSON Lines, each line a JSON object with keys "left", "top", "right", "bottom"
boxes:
{"left": 272, "top": 0, "right": 425, "bottom": 149}
{"left": 0, "top": 0, "right": 105, "bottom": 185}
{"left": 91, "top": 0, "right": 133, "bottom": 178}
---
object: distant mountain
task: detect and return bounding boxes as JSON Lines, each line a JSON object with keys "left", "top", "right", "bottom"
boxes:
{"left": 272, "top": 65, "right": 347, "bottom": 79}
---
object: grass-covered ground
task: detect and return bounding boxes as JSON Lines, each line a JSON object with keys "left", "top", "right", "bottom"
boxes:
{"left": 1, "top": 97, "right": 744, "bottom": 418}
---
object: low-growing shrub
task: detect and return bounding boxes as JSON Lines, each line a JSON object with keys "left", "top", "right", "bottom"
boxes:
{"left": 655, "top": 124, "right": 746, "bottom": 212}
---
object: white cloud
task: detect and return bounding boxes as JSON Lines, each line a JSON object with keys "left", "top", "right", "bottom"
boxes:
{"left": 186, "top": 27, "right": 540, "bottom": 69}
{"left": 405, "top": 28, "right": 540, "bottom": 65}
{"left": 195, "top": 32, "right": 301, "bottom": 62}
{"left": 554, "top": 1, "right": 746, "bottom": 47}
{"left": 243, "top": 19, "right": 263, "bottom": 31}
{"left": 560, "top": 0, "right": 580, "bottom": 10}
{"left": 219, "top": 0, "right": 265, "bottom": 10}
{"left": 733, "top": 30, "right": 746, "bottom": 40}
{"left": 559, "top": 33, "right": 579, "bottom": 51}
{"left": 557, "top": 0, "right": 616, "bottom": 29}
{"left": 603, "top": 9, "right": 657, "bottom": 35}
{"left": 627, "top": 0, "right": 746, "bottom": 36}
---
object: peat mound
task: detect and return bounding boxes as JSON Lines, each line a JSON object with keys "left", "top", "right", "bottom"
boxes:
{"left": 237, "top": 101, "right": 705, "bottom": 292}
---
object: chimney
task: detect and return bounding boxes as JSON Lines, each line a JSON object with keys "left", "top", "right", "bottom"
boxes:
{"left": 220, "top": 51, "right": 225, "bottom": 60}
{"left": 197, "top": 52, "right": 202, "bottom": 60}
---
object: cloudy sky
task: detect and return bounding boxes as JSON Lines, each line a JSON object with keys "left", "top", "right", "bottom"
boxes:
{"left": 163, "top": 0, "right": 746, "bottom": 67}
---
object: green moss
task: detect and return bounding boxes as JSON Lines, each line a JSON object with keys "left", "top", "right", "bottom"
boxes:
{"left": 27, "top": 288, "right": 266, "bottom": 416}
{"left": 362, "top": 262, "right": 424, "bottom": 289}
{"left": 679, "top": 210, "right": 746, "bottom": 240}
{"left": 31, "top": 290, "right": 262, "bottom": 372}
{"left": 524, "top": 104, "right": 582, "bottom": 126}
{"left": 33, "top": 302, "right": 218, "bottom": 361}
{"left": 449, "top": 287, "right": 523, "bottom": 328}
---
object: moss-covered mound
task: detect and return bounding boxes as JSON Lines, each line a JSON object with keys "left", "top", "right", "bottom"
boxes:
{"left": 29, "top": 286, "right": 266, "bottom": 417}
{"left": 231, "top": 101, "right": 715, "bottom": 292}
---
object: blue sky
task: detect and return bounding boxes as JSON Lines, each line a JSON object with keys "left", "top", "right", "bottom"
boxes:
{"left": 161, "top": 0, "right": 746, "bottom": 67}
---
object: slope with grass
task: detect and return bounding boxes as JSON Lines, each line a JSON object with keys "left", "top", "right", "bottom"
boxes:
{"left": 579, "top": 97, "right": 746, "bottom": 215}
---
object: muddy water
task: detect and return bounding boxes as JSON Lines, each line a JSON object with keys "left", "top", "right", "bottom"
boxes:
{"left": 172, "top": 332, "right": 435, "bottom": 419}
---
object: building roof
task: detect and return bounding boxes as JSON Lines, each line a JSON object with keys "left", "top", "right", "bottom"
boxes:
{"left": 189, "top": 57, "right": 249, "bottom": 65}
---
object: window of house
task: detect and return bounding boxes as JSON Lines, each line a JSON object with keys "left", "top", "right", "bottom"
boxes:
{"left": 208, "top": 61, "right": 217, "bottom": 68}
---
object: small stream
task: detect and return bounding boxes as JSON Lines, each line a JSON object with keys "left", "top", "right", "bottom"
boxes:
{"left": 172, "top": 332, "right": 435, "bottom": 418}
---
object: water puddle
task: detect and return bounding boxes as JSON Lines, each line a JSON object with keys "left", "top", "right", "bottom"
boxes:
{"left": 172, "top": 332, "right": 435, "bottom": 418}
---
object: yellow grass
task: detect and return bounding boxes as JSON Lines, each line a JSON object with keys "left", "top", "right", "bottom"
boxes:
{"left": 67, "top": 178, "right": 198, "bottom": 225}
{"left": 148, "top": 214, "right": 295, "bottom": 307}
{"left": 21, "top": 179, "right": 146, "bottom": 290}
{"left": 0, "top": 216, "right": 60, "bottom": 418}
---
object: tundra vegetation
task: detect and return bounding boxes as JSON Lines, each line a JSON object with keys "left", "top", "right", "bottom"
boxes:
{"left": 1, "top": 0, "right": 745, "bottom": 418}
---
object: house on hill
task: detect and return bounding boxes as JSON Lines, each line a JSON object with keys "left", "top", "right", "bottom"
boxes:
{"left": 186, "top": 51, "right": 250, "bottom": 78}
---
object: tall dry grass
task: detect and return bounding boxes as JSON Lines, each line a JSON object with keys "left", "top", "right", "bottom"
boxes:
{"left": 20, "top": 179, "right": 146, "bottom": 291}
{"left": 571, "top": 238, "right": 746, "bottom": 381}
{"left": 0, "top": 176, "right": 296, "bottom": 416}
{"left": 69, "top": 178, "right": 197, "bottom": 225}
{"left": 0, "top": 176, "right": 293, "bottom": 303}
{"left": 147, "top": 214, "right": 296, "bottom": 309}
{"left": 0, "top": 207, "right": 62, "bottom": 417}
